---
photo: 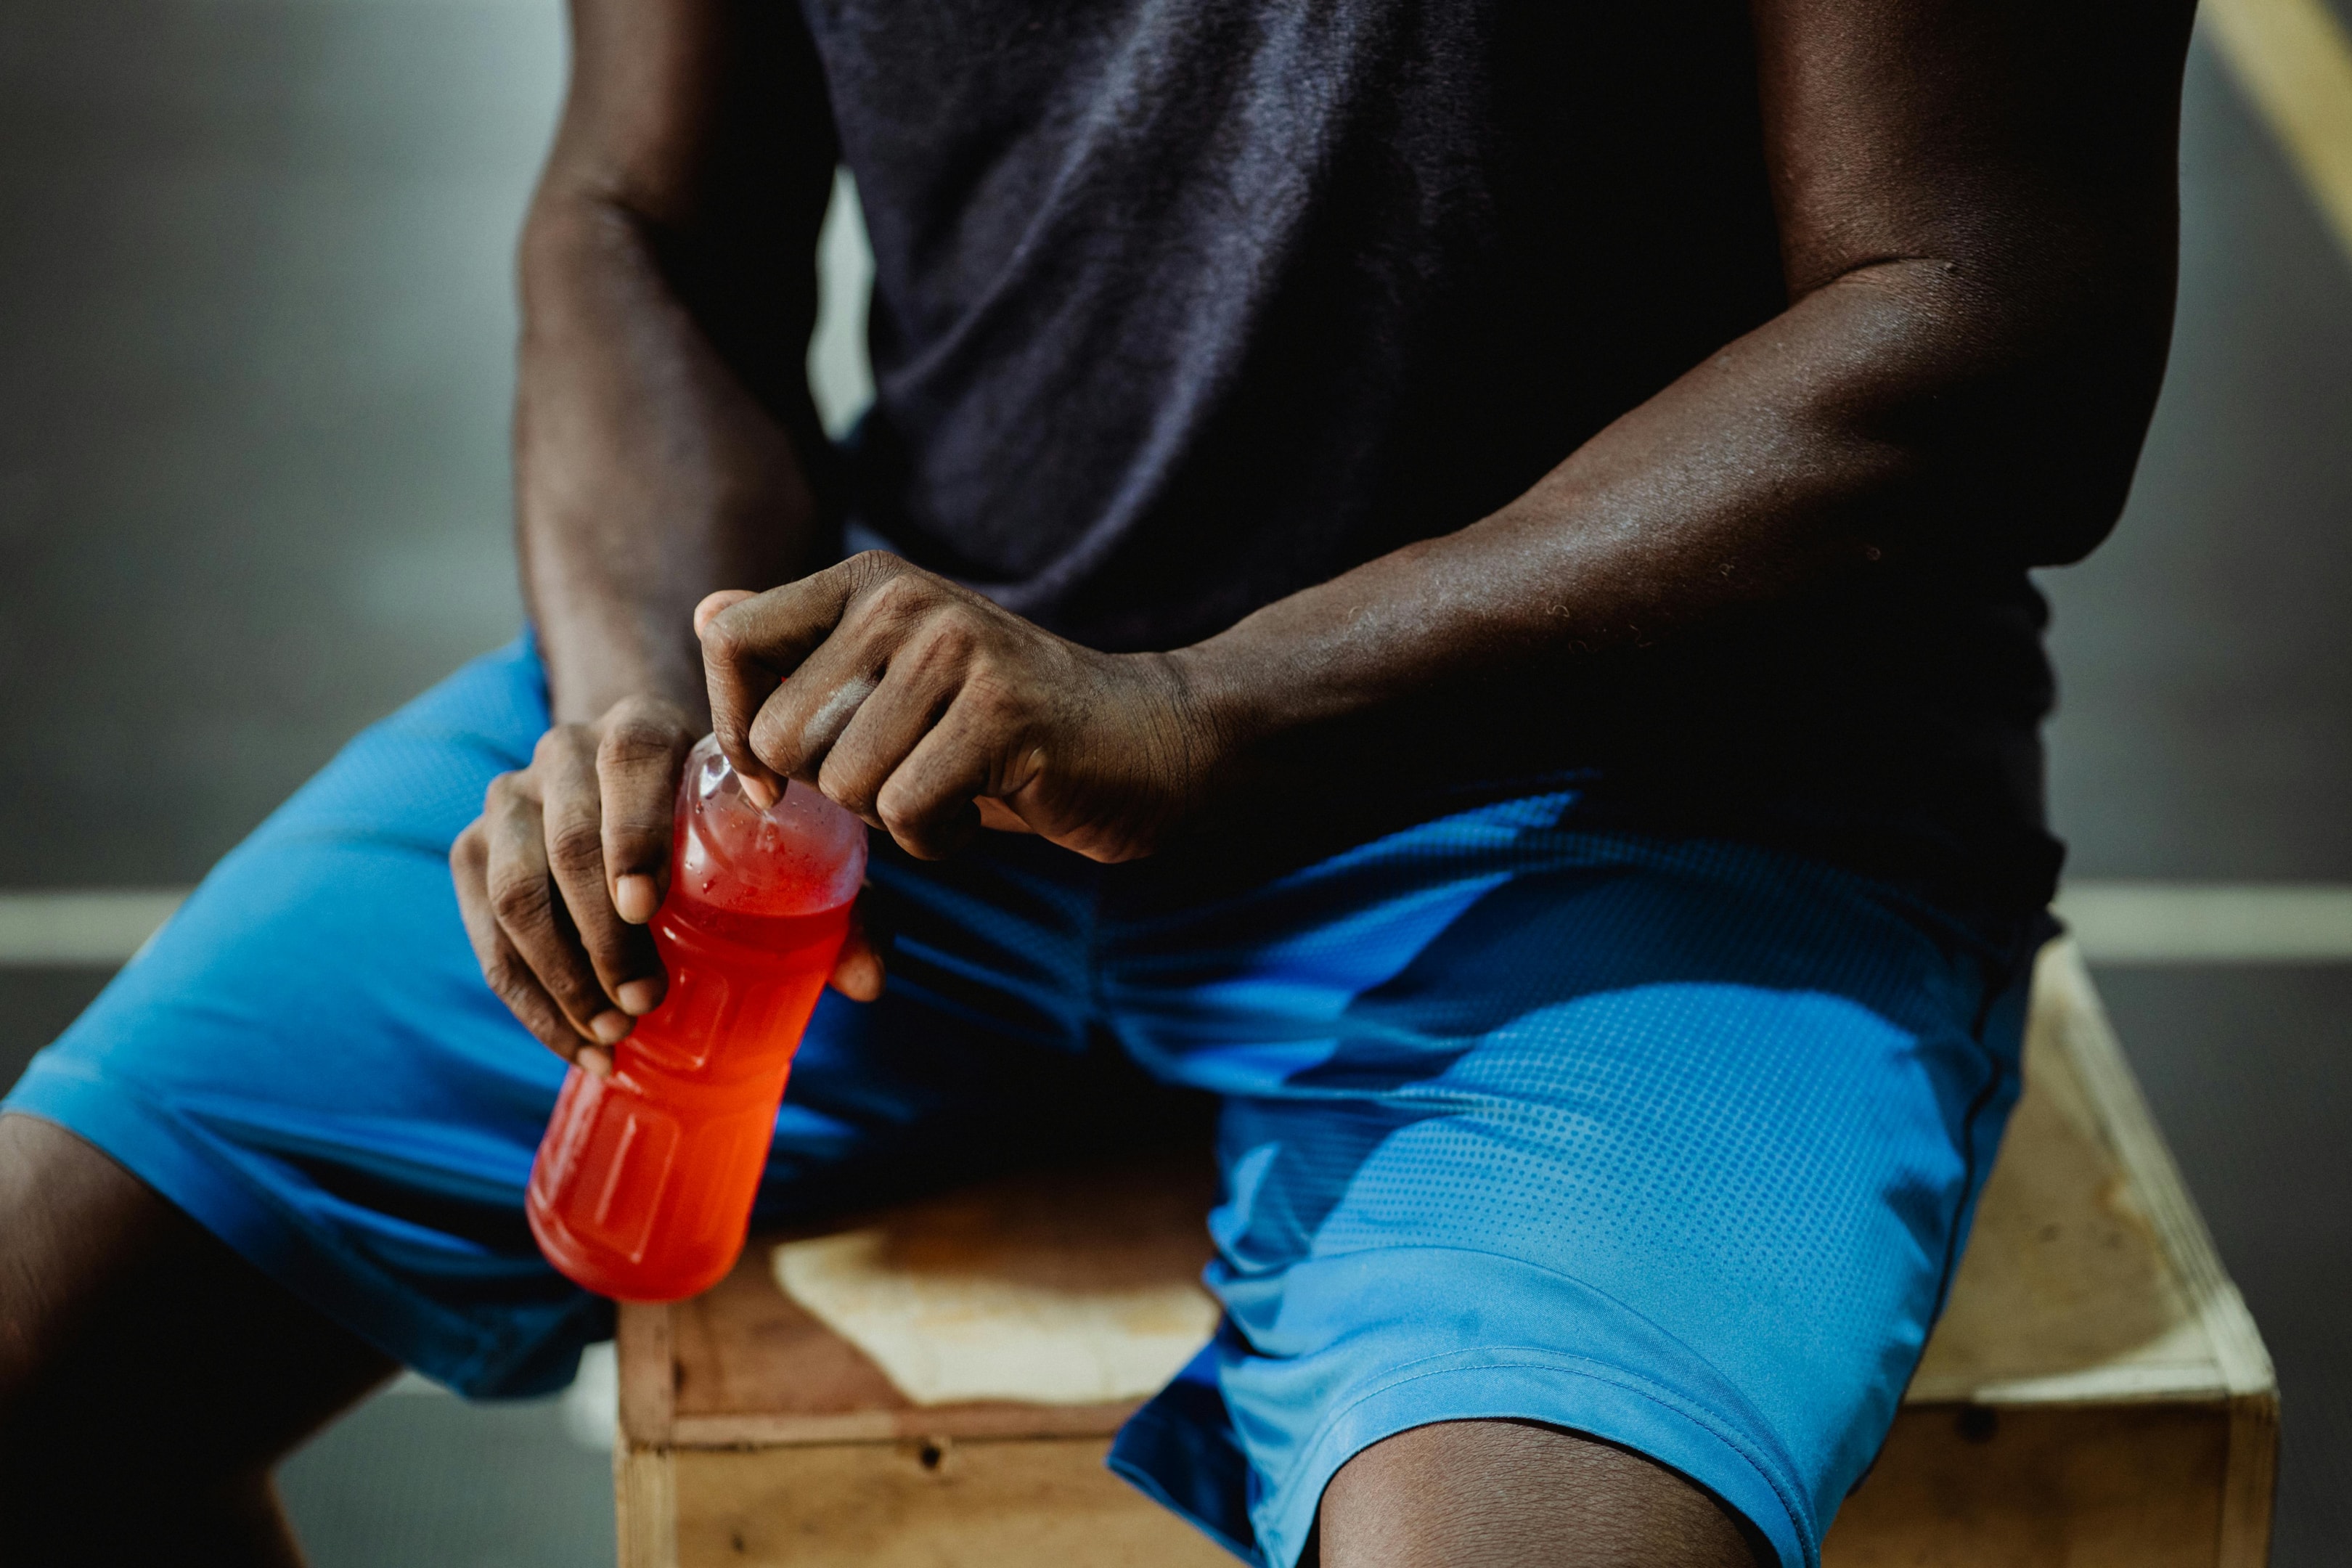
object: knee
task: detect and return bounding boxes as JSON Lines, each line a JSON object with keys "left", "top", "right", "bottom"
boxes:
{"left": 0, "top": 1119, "right": 267, "bottom": 1547}
{"left": 0, "top": 1114, "right": 169, "bottom": 1404}
{"left": 1315, "top": 1419, "right": 1765, "bottom": 1568}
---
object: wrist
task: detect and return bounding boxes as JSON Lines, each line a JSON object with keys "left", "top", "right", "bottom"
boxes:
{"left": 1155, "top": 641, "right": 1267, "bottom": 800}
{"left": 539, "top": 622, "right": 709, "bottom": 730}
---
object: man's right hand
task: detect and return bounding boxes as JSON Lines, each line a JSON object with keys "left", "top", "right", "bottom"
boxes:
{"left": 451, "top": 696, "right": 698, "bottom": 1072}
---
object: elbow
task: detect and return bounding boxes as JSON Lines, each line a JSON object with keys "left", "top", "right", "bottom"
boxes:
{"left": 2014, "top": 280, "right": 2176, "bottom": 565}
{"left": 1989, "top": 370, "right": 2164, "bottom": 568}
{"left": 2001, "top": 324, "right": 2172, "bottom": 567}
{"left": 518, "top": 187, "right": 655, "bottom": 315}
{"left": 1877, "top": 262, "right": 2179, "bottom": 568}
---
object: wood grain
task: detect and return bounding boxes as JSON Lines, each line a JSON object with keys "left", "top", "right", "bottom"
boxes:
{"left": 617, "top": 1445, "right": 679, "bottom": 1568}
{"left": 671, "top": 1437, "right": 1235, "bottom": 1568}
{"left": 1823, "top": 1402, "right": 2231, "bottom": 1567}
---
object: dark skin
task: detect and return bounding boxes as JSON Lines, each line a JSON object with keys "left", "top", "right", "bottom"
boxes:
{"left": 0, "top": 0, "right": 2193, "bottom": 1559}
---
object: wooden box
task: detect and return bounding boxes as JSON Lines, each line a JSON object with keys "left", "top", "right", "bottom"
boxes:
{"left": 614, "top": 942, "right": 2276, "bottom": 1567}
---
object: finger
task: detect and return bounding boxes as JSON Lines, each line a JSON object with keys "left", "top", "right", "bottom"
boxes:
{"left": 483, "top": 772, "right": 632, "bottom": 1048}
{"left": 686, "top": 584, "right": 757, "bottom": 809}
{"left": 693, "top": 588, "right": 756, "bottom": 638}
{"left": 818, "top": 602, "right": 973, "bottom": 822}
{"left": 701, "top": 561, "right": 870, "bottom": 807}
{"left": 828, "top": 907, "right": 886, "bottom": 1003}
{"left": 596, "top": 695, "right": 693, "bottom": 932}
{"left": 534, "top": 729, "right": 663, "bottom": 1025}
{"left": 812, "top": 624, "right": 968, "bottom": 824}
{"left": 743, "top": 560, "right": 965, "bottom": 796}
{"left": 453, "top": 817, "right": 602, "bottom": 1069}
{"left": 742, "top": 612, "right": 889, "bottom": 796}
{"left": 871, "top": 697, "right": 999, "bottom": 860}
{"left": 975, "top": 798, "right": 1036, "bottom": 833}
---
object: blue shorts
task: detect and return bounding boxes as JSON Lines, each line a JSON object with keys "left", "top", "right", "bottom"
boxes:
{"left": 6, "top": 639, "right": 2047, "bottom": 1568}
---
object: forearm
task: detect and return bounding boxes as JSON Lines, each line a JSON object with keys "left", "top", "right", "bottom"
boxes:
{"left": 685, "top": 0, "right": 2192, "bottom": 871}
{"left": 515, "top": 192, "right": 823, "bottom": 726}
{"left": 1179, "top": 255, "right": 2170, "bottom": 760}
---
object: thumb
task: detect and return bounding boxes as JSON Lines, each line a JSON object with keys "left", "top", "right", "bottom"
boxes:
{"left": 827, "top": 907, "right": 886, "bottom": 1003}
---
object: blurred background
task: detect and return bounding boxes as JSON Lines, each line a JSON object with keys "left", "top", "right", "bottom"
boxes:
{"left": 2, "top": 1, "right": 2347, "bottom": 1564}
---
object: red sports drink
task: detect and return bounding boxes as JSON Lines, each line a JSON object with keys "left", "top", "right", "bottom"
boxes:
{"left": 527, "top": 735, "right": 867, "bottom": 1302}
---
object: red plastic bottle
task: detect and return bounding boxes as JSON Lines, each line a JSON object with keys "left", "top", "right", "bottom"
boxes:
{"left": 527, "top": 735, "right": 867, "bottom": 1302}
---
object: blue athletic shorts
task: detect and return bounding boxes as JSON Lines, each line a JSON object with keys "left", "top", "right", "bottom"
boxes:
{"left": 5, "top": 638, "right": 2049, "bottom": 1568}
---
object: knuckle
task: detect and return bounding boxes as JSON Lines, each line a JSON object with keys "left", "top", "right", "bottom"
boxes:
{"left": 481, "top": 952, "right": 531, "bottom": 1003}
{"left": 598, "top": 742, "right": 656, "bottom": 781}
{"left": 745, "top": 697, "right": 795, "bottom": 757}
{"left": 531, "top": 956, "right": 595, "bottom": 1010}
{"left": 859, "top": 567, "right": 931, "bottom": 625}
{"left": 606, "top": 693, "right": 680, "bottom": 728}
{"left": 817, "top": 756, "right": 877, "bottom": 816}
{"left": 547, "top": 819, "right": 605, "bottom": 877}
{"left": 488, "top": 867, "right": 553, "bottom": 928}
{"left": 598, "top": 714, "right": 682, "bottom": 768}
{"left": 530, "top": 726, "right": 581, "bottom": 770}
{"left": 873, "top": 786, "right": 925, "bottom": 839}
{"left": 845, "top": 549, "right": 903, "bottom": 586}
{"left": 545, "top": 971, "right": 596, "bottom": 1012}
{"left": 604, "top": 809, "right": 672, "bottom": 859}
{"left": 700, "top": 613, "right": 752, "bottom": 667}
{"left": 911, "top": 614, "right": 978, "bottom": 669}
{"left": 577, "top": 915, "right": 629, "bottom": 960}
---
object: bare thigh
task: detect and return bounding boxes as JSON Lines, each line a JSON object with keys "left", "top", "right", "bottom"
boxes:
{"left": 0, "top": 1111, "right": 398, "bottom": 1564}
{"left": 1312, "top": 1419, "right": 1766, "bottom": 1568}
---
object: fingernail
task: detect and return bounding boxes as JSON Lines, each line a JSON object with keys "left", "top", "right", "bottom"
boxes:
{"left": 615, "top": 875, "right": 659, "bottom": 923}
{"left": 741, "top": 775, "right": 779, "bottom": 811}
{"left": 589, "top": 1010, "right": 632, "bottom": 1045}
{"left": 616, "top": 977, "right": 663, "bottom": 1015}
{"left": 577, "top": 1046, "right": 613, "bottom": 1079}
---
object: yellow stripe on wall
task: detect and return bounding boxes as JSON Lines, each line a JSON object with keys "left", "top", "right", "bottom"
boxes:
{"left": 2204, "top": 0, "right": 2352, "bottom": 266}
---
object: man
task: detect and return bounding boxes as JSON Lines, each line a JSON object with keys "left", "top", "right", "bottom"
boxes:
{"left": 0, "top": 0, "right": 2194, "bottom": 1561}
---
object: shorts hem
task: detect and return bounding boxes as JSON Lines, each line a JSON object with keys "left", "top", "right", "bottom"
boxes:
{"left": 1255, "top": 1349, "right": 1815, "bottom": 1568}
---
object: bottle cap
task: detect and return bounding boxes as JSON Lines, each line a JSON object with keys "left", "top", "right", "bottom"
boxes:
{"left": 675, "top": 735, "right": 868, "bottom": 915}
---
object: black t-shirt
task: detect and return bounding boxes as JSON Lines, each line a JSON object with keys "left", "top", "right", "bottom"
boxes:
{"left": 796, "top": 0, "right": 2066, "bottom": 910}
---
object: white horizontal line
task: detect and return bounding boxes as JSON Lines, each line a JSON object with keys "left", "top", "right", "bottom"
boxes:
{"left": 0, "top": 889, "right": 191, "bottom": 966}
{"left": 2054, "top": 883, "right": 2352, "bottom": 963}
{"left": 1, "top": 882, "right": 2348, "bottom": 968}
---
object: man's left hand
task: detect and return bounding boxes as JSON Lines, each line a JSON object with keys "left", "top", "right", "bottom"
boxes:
{"left": 695, "top": 554, "right": 1222, "bottom": 863}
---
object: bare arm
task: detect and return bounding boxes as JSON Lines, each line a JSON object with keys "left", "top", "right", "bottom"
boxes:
{"left": 699, "top": 0, "right": 2194, "bottom": 867}
{"left": 518, "top": 0, "right": 836, "bottom": 721}
{"left": 455, "top": 0, "right": 870, "bottom": 1069}
{"left": 1180, "top": 0, "right": 2193, "bottom": 743}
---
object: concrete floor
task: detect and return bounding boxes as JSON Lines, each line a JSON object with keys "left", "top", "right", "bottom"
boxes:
{"left": 2, "top": 2, "right": 2348, "bottom": 1564}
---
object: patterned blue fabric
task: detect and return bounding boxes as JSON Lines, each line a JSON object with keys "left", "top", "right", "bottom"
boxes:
{"left": 5, "top": 639, "right": 2046, "bottom": 1568}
